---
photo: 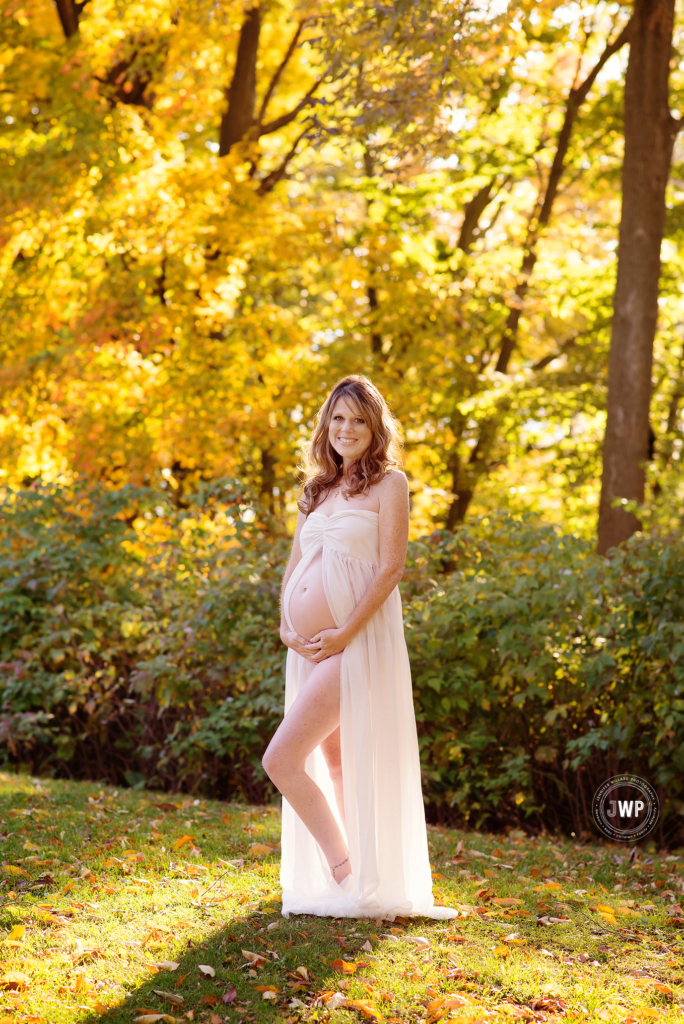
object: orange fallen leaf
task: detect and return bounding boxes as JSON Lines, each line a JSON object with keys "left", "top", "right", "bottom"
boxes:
{"left": 248, "top": 843, "right": 275, "bottom": 859}
{"left": 210, "top": 1015, "right": 223, "bottom": 1024}
{"left": 330, "top": 959, "right": 358, "bottom": 974}
{"left": 0, "top": 970, "right": 30, "bottom": 989}
{"left": 345, "top": 1000, "right": 383, "bottom": 1020}
{"left": 494, "top": 946, "right": 509, "bottom": 957}
{"left": 133, "top": 1016, "right": 177, "bottom": 1023}
{"left": 172, "top": 835, "right": 195, "bottom": 849}
{"left": 491, "top": 898, "right": 523, "bottom": 907}
{"left": 199, "top": 994, "right": 219, "bottom": 1005}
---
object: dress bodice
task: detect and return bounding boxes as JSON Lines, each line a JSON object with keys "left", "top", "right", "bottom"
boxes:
{"left": 301, "top": 510, "right": 379, "bottom": 567}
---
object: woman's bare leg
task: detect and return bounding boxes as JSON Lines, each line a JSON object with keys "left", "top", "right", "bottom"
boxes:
{"left": 320, "top": 728, "right": 345, "bottom": 829}
{"left": 262, "top": 653, "right": 351, "bottom": 882}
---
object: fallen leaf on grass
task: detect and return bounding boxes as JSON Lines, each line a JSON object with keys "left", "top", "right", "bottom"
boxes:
{"left": 497, "top": 1006, "right": 535, "bottom": 1019}
{"left": 241, "top": 949, "right": 264, "bottom": 966}
{"left": 209, "top": 1014, "right": 223, "bottom": 1024}
{"left": 542, "top": 983, "right": 563, "bottom": 998}
{"left": 133, "top": 1016, "right": 177, "bottom": 1023}
{"left": 5, "top": 926, "right": 24, "bottom": 942}
{"left": 198, "top": 964, "right": 216, "bottom": 977}
{"left": 296, "top": 966, "right": 309, "bottom": 981}
{"left": 172, "top": 835, "right": 195, "bottom": 849}
{"left": 329, "top": 958, "right": 359, "bottom": 974}
{"left": 653, "top": 983, "right": 673, "bottom": 998}
{"left": 153, "top": 989, "right": 185, "bottom": 1006}
{"left": 199, "top": 994, "right": 219, "bottom": 1005}
{"left": 491, "top": 898, "right": 522, "bottom": 907}
{"left": 0, "top": 970, "right": 30, "bottom": 989}
{"left": 345, "top": 999, "right": 383, "bottom": 1020}
{"left": 145, "top": 961, "right": 180, "bottom": 972}
{"left": 249, "top": 843, "right": 275, "bottom": 859}
{"left": 223, "top": 987, "right": 237, "bottom": 1003}
{"left": 493, "top": 946, "right": 509, "bottom": 957}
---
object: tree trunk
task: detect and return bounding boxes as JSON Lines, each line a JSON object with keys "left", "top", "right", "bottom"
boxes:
{"left": 56, "top": 0, "right": 80, "bottom": 36}
{"left": 597, "top": 0, "right": 678, "bottom": 554}
{"left": 219, "top": 6, "right": 261, "bottom": 157}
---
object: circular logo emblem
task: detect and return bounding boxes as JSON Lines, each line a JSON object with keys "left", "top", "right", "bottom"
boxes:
{"left": 593, "top": 775, "right": 659, "bottom": 842}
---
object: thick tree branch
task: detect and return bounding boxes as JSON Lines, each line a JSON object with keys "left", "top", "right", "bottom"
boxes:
{"left": 56, "top": 0, "right": 89, "bottom": 37}
{"left": 219, "top": 6, "right": 261, "bottom": 157}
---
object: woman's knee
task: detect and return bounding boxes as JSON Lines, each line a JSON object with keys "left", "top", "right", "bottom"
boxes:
{"left": 262, "top": 739, "right": 297, "bottom": 785}
{"left": 262, "top": 742, "right": 280, "bottom": 782}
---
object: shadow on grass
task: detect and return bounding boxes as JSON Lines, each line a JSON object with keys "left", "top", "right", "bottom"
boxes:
{"left": 78, "top": 897, "right": 394, "bottom": 1024}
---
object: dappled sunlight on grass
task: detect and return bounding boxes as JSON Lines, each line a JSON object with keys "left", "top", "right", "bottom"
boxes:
{"left": 0, "top": 775, "right": 680, "bottom": 1023}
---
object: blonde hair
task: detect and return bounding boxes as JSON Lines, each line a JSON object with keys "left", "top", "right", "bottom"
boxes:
{"left": 298, "top": 375, "right": 403, "bottom": 516}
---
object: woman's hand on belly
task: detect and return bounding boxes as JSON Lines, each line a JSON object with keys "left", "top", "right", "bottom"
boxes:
{"left": 280, "top": 627, "right": 321, "bottom": 662}
{"left": 305, "top": 625, "right": 350, "bottom": 662}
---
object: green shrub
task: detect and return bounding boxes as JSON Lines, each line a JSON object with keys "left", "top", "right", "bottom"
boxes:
{"left": 0, "top": 480, "right": 287, "bottom": 800}
{"left": 1, "top": 483, "right": 683, "bottom": 840}
{"left": 404, "top": 517, "right": 684, "bottom": 839}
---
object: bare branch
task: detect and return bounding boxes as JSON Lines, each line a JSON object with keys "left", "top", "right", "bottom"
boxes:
{"left": 257, "top": 127, "right": 309, "bottom": 194}
{"left": 257, "top": 19, "right": 307, "bottom": 129}
{"left": 258, "top": 78, "right": 321, "bottom": 137}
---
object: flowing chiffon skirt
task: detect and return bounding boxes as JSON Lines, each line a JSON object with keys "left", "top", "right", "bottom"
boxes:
{"left": 280, "top": 509, "right": 456, "bottom": 920}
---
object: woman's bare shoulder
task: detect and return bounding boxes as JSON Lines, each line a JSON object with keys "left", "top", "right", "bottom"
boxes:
{"left": 376, "top": 470, "right": 408, "bottom": 504}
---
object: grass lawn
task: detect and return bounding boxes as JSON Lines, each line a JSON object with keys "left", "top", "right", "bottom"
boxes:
{"left": 0, "top": 774, "right": 680, "bottom": 1024}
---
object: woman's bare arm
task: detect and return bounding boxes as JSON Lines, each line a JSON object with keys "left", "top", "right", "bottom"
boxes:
{"left": 307, "top": 472, "right": 409, "bottom": 662}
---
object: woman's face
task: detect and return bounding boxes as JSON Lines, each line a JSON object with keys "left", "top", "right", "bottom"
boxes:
{"left": 328, "top": 395, "right": 372, "bottom": 465}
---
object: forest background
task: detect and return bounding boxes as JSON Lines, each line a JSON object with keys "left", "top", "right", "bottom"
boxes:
{"left": 3, "top": 0, "right": 684, "bottom": 841}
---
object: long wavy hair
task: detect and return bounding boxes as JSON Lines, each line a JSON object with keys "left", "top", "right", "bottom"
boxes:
{"left": 297, "top": 375, "right": 403, "bottom": 516}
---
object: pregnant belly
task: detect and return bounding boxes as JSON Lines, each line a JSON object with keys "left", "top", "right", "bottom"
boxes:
{"left": 288, "top": 549, "right": 337, "bottom": 640}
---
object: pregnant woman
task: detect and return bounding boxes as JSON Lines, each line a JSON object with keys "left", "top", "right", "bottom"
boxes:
{"left": 263, "top": 375, "right": 455, "bottom": 920}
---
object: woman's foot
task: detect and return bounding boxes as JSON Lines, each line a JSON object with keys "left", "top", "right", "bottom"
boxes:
{"left": 336, "top": 871, "right": 354, "bottom": 894}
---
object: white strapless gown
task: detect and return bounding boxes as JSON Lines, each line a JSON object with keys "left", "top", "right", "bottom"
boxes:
{"left": 280, "top": 509, "right": 456, "bottom": 920}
